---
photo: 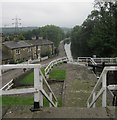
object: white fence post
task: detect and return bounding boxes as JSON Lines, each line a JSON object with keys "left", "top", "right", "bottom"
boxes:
{"left": 116, "top": 57, "right": 117, "bottom": 63}
{"left": 93, "top": 92, "right": 96, "bottom": 108}
{"left": 49, "top": 92, "right": 52, "bottom": 107}
{"left": 30, "top": 67, "right": 41, "bottom": 111}
{"left": 0, "top": 69, "right": 1, "bottom": 76}
{"left": 102, "top": 71, "right": 107, "bottom": 107}
{"left": 40, "top": 73, "right": 43, "bottom": 107}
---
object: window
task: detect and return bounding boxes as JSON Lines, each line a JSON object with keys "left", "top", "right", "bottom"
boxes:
{"left": 28, "top": 47, "right": 32, "bottom": 52}
{"left": 16, "top": 49, "right": 20, "bottom": 54}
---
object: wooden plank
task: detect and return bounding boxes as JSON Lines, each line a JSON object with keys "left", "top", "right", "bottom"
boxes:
{"left": 1, "top": 79, "right": 13, "bottom": 90}
{"left": 40, "top": 89, "right": 56, "bottom": 107}
{"left": 1, "top": 88, "right": 36, "bottom": 96}
{"left": 89, "top": 87, "right": 105, "bottom": 108}
{"left": 87, "top": 68, "right": 107, "bottom": 103}
{"left": 40, "top": 70, "right": 57, "bottom": 101}
{"left": 1, "top": 64, "right": 41, "bottom": 70}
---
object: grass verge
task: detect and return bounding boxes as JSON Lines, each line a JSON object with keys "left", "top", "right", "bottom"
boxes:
{"left": 20, "top": 72, "right": 34, "bottom": 85}
{"left": 49, "top": 69, "right": 66, "bottom": 81}
{"left": 1, "top": 96, "right": 62, "bottom": 107}
{"left": 19, "top": 68, "right": 45, "bottom": 85}
{"left": 19, "top": 67, "right": 66, "bottom": 85}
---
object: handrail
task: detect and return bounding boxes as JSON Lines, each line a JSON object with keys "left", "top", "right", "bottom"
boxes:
{"left": 90, "top": 58, "right": 97, "bottom": 65}
{"left": 1, "top": 64, "right": 58, "bottom": 111}
{"left": 88, "top": 87, "right": 105, "bottom": 108}
{"left": 87, "top": 66, "right": 117, "bottom": 108}
{"left": 44, "top": 57, "right": 68, "bottom": 77}
{"left": 40, "top": 70, "right": 57, "bottom": 102}
{"left": 87, "top": 68, "right": 107, "bottom": 103}
{"left": 1, "top": 79, "right": 14, "bottom": 91}
{"left": 40, "top": 89, "right": 57, "bottom": 107}
{"left": 78, "top": 57, "right": 117, "bottom": 65}
{"left": 77, "top": 57, "right": 91, "bottom": 63}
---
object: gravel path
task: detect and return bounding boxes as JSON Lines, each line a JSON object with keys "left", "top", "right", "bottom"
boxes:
{"left": 49, "top": 63, "right": 97, "bottom": 107}
{"left": 61, "top": 64, "right": 97, "bottom": 107}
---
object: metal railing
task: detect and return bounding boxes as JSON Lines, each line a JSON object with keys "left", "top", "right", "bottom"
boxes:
{"left": 0, "top": 64, "right": 57, "bottom": 111}
{"left": 87, "top": 66, "right": 117, "bottom": 108}
{"left": 44, "top": 57, "right": 68, "bottom": 77}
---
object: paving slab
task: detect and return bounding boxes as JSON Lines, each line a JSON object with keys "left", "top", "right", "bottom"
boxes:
{"left": 3, "top": 106, "right": 116, "bottom": 119}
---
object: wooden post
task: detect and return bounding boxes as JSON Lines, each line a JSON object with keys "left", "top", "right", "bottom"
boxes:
{"left": 49, "top": 92, "right": 52, "bottom": 107}
{"left": 102, "top": 71, "right": 107, "bottom": 107}
{"left": 93, "top": 92, "right": 96, "bottom": 108}
{"left": 87, "top": 102, "right": 90, "bottom": 108}
{"left": 0, "top": 69, "right": 1, "bottom": 76}
{"left": 116, "top": 57, "right": 117, "bottom": 63}
{"left": 30, "top": 67, "right": 41, "bottom": 111}
{"left": 39, "top": 73, "right": 43, "bottom": 107}
{"left": 77, "top": 57, "right": 79, "bottom": 62}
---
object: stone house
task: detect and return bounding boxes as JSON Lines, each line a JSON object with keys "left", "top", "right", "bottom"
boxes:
{"left": 2, "top": 39, "right": 54, "bottom": 63}
{"left": 26, "top": 39, "right": 54, "bottom": 59}
{"left": 0, "top": 35, "right": 12, "bottom": 64}
{"left": 2, "top": 41, "right": 34, "bottom": 63}
{"left": 0, "top": 49, "right": 12, "bottom": 64}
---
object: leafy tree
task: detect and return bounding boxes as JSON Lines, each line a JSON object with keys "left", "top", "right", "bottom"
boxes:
{"left": 71, "top": 1, "right": 117, "bottom": 58}
{"left": 89, "top": 1, "right": 117, "bottom": 57}
{"left": 22, "top": 25, "right": 64, "bottom": 47}
{"left": 39, "top": 25, "right": 64, "bottom": 47}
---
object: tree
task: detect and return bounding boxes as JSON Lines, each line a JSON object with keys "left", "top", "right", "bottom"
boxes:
{"left": 71, "top": 1, "right": 117, "bottom": 58}
{"left": 22, "top": 25, "right": 64, "bottom": 47}
{"left": 89, "top": 1, "right": 117, "bottom": 57}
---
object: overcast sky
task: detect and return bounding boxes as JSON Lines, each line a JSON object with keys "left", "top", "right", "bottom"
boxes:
{"left": 1, "top": 0, "right": 94, "bottom": 28}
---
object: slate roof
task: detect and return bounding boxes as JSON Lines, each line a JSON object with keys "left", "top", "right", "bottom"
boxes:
{"left": 3, "top": 40, "right": 53, "bottom": 49}
{"left": 3, "top": 41, "right": 32, "bottom": 49}
{"left": 25, "top": 39, "right": 53, "bottom": 46}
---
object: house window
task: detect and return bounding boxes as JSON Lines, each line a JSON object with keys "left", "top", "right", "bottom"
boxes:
{"left": 16, "top": 49, "right": 20, "bottom": 54}
{"left": 28, "top": 47, "right": 32, "bottom": 52}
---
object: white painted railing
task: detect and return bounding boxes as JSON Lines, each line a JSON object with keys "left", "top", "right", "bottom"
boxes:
{"left": 1, "top": 79, "right": 14, "bottom": 91}
{"left": 87, "top": 66, "right": 117, "bottom": 108}
{"left": 44, "top": 57, "right": 68, "bottom": 77}
{"left": 0, "top": 64, "right": 57, "bottom": 111}
{"left": 77, "top": 57, "right": 97, "bottom": 65}
{"left": 93, "top": 58, "right": 117, "bottom": 64}
{"left": 78, "top": 57, "right": 117, "bottom": 65}
{"left": 90, "top": 58, "right": 97, "bottom": 65}
{"left": 77, "top": 57, "right": 91, "bottom": 63}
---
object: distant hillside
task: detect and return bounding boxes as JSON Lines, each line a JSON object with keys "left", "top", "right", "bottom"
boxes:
{"left": 1, "top": 26, "right": 72, "bottom": 35}
{"left": 61, "top": 27, "right": 72, "bottom": 34}
{"left": 1, "top": 27, "right": 38, "bottom": 35}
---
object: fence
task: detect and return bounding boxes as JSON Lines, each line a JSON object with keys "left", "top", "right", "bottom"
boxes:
{"left": 77, "top": 57, "right": 117, "bottom": 65}
{"left": 87, "top": 66, "right": 117, "bottom": 108}
{"left": 1, "top": 79, "right": 14, "bottom": 91}
{"left": 0, "top": 64, "right": 57, "bottom": 111}
{"left": 93, "top": 58, "right": 117, "bottom": 64}
{"left": 44, "top": 57, "right": 68, "bottom": 77}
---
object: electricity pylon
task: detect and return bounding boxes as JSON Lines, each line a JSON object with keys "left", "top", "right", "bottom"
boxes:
{"left": 12, "top": 16, "right": 21, "bottom": 35}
